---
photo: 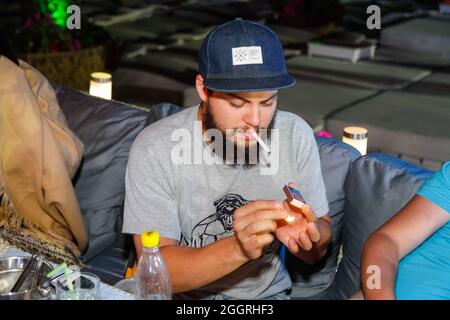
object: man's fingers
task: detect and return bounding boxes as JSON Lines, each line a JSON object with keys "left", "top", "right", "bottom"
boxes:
{"left": 242, "top": 219, "right": 277, "bottom": 237}
{"left": 298, "top": 232, "right": 313, "bottom": 251}
{"left": 235, "top": 200, "right": 283, "bottom": 218}
{"left": 307, "top": 222, "right": 321, "bottom": 242}
{"left": 288, "top": 238, "right": 299, "bottom": 254}
{"left": 301, "top": 204, "right": 317, "bottom": 223}
{"left": 234, "top": 209, "right": 288, "bottom": 231}
{"left": 254, "top": 208, "right": 288, "bottom": 222}
{"left": 245, "top": 233, "right": 275, "bottom": 251}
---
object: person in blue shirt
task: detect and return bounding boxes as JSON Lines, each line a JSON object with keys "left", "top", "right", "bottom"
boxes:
{"left": 360, "top": 162, "right": 450, "bottom": 299}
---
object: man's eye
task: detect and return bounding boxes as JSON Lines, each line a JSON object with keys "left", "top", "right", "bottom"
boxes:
{"left": 230, "top": 102, "right": 244, "bottom": 108}
{"left": 261, "top": 100, "right": 274, "bottom": 107}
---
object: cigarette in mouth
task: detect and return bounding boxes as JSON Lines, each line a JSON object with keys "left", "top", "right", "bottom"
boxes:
{"left": 251, "top": 131, "right": 271, "bottom": 154}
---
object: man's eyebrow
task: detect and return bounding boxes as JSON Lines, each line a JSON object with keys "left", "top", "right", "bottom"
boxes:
{"left": 226, "top": 93, "right": 251, "bottom": 103}
{"left": 225, "top": 92, "right": 278, "bottom": 104}
{"left": 261, "top": 93, "right": 278, "bottom": 103}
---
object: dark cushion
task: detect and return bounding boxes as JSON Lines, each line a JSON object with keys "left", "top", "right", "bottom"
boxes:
{"left": 87, "top": 103, "right": 182, "bottom": 284}
{"left": 54, "top": 85, "right": 149, "bottom": 261}
{"left": 329, "top": 154, "right": 432, "bottom": 299}
{"left": 286, "top": 137, "right": 360, "bottom": 299}
{"left": 145, "top": 102, "right": 183, "bottom": 126}
{"left": 84, "top": 233, "right": 135, "bottom": 285}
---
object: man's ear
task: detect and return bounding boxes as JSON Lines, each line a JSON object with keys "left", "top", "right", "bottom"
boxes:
{"left": 195, "top": 74, "right": 209, "bottom": 103}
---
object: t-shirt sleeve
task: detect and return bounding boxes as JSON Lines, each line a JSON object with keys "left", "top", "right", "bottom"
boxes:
{"left": 417, "top": 162, "right": 450, "bottom": 214}
{"left": 295, "top": 122, "right": 329, "bottom": 218}
{"left": 122, "top": 137, "right": 181, "bottom": 241}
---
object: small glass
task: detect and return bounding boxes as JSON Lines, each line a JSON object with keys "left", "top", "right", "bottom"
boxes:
{"left": 55, "top": 272, "right": 100, "bottom": 300}
{"left": 114, "top": 277, "right": 136, "bottom": 295}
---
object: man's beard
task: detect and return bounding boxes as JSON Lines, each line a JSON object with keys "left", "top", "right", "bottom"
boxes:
{"left": 201, "top": 102, "right": 276, "bottom": 168}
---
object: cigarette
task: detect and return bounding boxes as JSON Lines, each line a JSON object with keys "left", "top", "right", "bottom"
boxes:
{"left": 251, "top": 131, "right": 271, "bottom": 154}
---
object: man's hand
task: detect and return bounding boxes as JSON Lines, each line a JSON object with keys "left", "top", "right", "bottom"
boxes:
{"left": 233, "top": 200, "right": 288, "bottom": 260}
{"left": 274, "top": 182, "right": 331, "bottom": 264}
{"left": 274, "top": 201, "right": 320, "bottom": 253}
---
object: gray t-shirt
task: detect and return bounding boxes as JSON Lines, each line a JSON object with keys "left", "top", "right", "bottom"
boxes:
{"left": 122, "top": 105, "right": 329, "bottom": 299}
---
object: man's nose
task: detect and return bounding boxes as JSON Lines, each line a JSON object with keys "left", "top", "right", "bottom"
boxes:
{"left": 244, "top": 105, "right": 260, "bottom": 128}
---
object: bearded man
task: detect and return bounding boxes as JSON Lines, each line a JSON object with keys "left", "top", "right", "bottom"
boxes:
{"left": 122, "top": 19, "right": 331, "bottom": 300}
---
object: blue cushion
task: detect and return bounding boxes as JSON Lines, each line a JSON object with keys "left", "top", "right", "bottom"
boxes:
{"left": 328, "top": 154, "right": 432, "bottom": 299}
{"left": 145, "top": 103, "right": 183, "bottom": 126}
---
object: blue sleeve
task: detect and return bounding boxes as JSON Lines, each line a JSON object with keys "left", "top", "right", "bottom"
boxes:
{"left": 417, "top": 162, "right": 450, "bottom": 214}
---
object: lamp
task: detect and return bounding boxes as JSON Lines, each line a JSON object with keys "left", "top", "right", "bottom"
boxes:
{"left": 342, "top": 126, "right": 368, "bottom": 155}
{"left": 89, "top": 72, "right": 112, "bottom": 100}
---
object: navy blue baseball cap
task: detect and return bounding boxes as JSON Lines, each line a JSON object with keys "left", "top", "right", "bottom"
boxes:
{"left": 199, "top": 19, "right": 296, "bottom": 92}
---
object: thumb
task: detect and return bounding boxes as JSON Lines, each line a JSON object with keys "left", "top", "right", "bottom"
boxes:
{"left": 301, "top": 204, "right": 317, "bottom": 223}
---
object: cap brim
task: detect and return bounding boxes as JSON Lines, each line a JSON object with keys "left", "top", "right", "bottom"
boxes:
{"left": 203, "top": 74, "right": 296, "bottom": 92}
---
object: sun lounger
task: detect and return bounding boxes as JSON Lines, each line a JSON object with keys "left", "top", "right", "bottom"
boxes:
{"left": 326, "top": 91, "right": 450, "bottom": 170}
{"left": 278, "top": 77, "right": 376, "bottom": 131}
{"left": 287, "top": 56, "right": 430, "bottom": 90}
{"left": 380, "top": 16, "right": 450, "bottom": 56}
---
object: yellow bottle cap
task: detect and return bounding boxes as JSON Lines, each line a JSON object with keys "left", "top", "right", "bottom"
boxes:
{"left": 141, "top": 231, "right": 160, "bottom": 248}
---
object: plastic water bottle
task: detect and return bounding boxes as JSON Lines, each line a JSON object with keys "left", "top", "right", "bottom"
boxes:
{"left": 135, "top": 231, "right": 172, "bottom": 300}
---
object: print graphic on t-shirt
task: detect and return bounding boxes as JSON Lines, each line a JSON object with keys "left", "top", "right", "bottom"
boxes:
{"left": 180, "top": 194, "right": 277, "bottom": 255}
{"left": 181, "top": 193, "right": 249, "bottom": 248}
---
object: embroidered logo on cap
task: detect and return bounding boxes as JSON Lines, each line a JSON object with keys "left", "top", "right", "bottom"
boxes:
{"left": 232, "top": 46, "right": 263, "bottom": 66}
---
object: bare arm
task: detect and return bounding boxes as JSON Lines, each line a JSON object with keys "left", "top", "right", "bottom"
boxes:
{"left": 360, "top": 195, "right": 449, "bottom": 299}
{"left": 134, "top": 234, "right": 248, "bottom": 293}
{"left": 134, "top": 200, "right": 288, "bottom": 294}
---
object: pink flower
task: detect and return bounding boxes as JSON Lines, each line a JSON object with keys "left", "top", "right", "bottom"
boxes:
{"left": 316, "top": 130, "right": 333, "bottom": 139}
